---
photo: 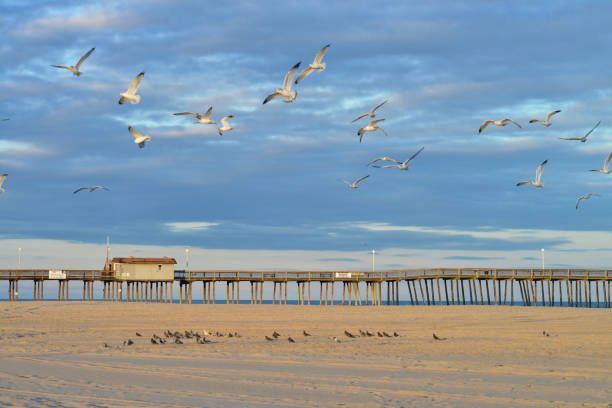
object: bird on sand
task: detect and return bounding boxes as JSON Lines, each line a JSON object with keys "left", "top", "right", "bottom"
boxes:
{"left": 135, "top": 332, "right": 142, "bottom": 337}
{"left": 377, "top": 332, "right": 383, "bottom": 338}
{"left": 352, "top": 100, "right": 388, "bottom": 123}
{"left": 359, "top": 330, "right": 367, "bottom": 336}
{"left": 366, "top": 331, "right": 374, "bottom": 337}
{"left": 393, "top": 332, "right": 400, "bottom": 337}
{"left": 0, "top": 174, "right": 7, "bottom": 193}
{"left": 382, "top": 332, "right": 392, "bottom": 338}
{"left": 295, "top": 44, "right": 330, "bottom": 84}
{"left": 303, "top": 330, "right": 311, "bottom": 336}
{"left": 343, "top": 175, "right": 369, "bottom": 189}
{"left": 517, "top": 160, "right": 548, "bottom": 188}
{"left": 127, "top": 339, "right": 134, "bottom": 345}
{"left": 590, "top": 153, "right": 612, "bottom": 174}
{"left": 217, "top": 115, "right": 234, "bottom": 136}
{"left": 119, "top": 72, "right": 145, "bottom": 104}
{"left": 263, "top": 62, "right": 301, "bottom": 104}
{"left": 51, "top": 47, "right": 95, "bottom": 76}
{"left": 173, "top": 106, "right": 215, "bottom": 124}
{"left": 529, "top": 110, "right": 561, "bottom": 127}
{"left": 478, "top": 118, "right": 522, "bottom": 134}
{"left": 128, "top": 126, "right": 151, "bottom": 148}
{"left": 272, "top": 331, "right": 281, "bottom": 338}
{"left": 372, "top": 147, "right": 424, "bottom": 171}
{"left": 73, "top": 186, "right": 109, "bottom": 194}
{"left": 358, "top": 119, "right": 387, "bottom": 142}
{"left": 432, "top": 333, "right": 447, "bottom": 341}
{"left": 344, "top": 330, "right": 356, "bottom": 338}
{"left": 559, "top": 120, "right": 601, "bottom": 143}
{"left": 287, "top": 337, "right": 296, "bottom": 343}
{"left": 576, "top": 193, "right": 598, "bottom": 210}
{"left": 332, "top": 336, "right": 341, "bottom": 343}
{"left": 265, "top": 335, "right": 275, "bottom": 341}
{"left": 151, "top": 338, "right": 158, "bottom": 344}
{"left": 174, "top": 338, "right": 183, "bottom": 344}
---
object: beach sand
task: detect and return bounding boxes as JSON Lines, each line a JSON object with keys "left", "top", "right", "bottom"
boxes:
{"left": 0, "top": 302, "right": 610, "bottom": 407}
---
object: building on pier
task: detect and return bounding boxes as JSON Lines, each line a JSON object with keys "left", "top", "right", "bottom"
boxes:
{"left": 106, "top": 257, "right": 176, "bottom": 281}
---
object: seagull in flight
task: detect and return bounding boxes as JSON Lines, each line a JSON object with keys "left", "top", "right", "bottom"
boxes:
{"left": 119, "top": 72, "right": 145, "bottom": 104}
{"left": 51, "top": 47, "right": 95, "bottom": 76}
{"left": 478, "top": 118, "right": 522, "bottom": 134}
{"left": 128, "top": 126, "right": 151, "bottom": 148}
{"left": 218, "top": 115, "right": 234, "bottom": 136}
{"left": 517, "top": 160, "right": 548, "bottom": 188}
{"left": 73, "top": 186, "right": 110, "bottom": 194}
{"left": 295, "top": 44, "right": 330, "bottom": 84}
{"left": 358, "top": 119, "right": 387, "bottom": 142}
{"left": 368, "top": 156, "right": 400, "bottom": 167}
{"left": 351, "top": 100, "right": 388, "bottom": 123}
{"left": 559, "top": 120, "right": 601, "bottom": 143}
{"left": 263, "top": 62, "right": 301, "bottom": 104}
{"left": 529, "top": 110, "right": 561, "bottom": 127}
{"left": 576, "top": 193, "right": 598, "bottom": 210}
{"left": 343, "top": 175, "right": 370, "bottom": 189}
{"left": 173, "top": 106, "right": 215, "bottom": 124}
{"left": 0, "top": 174, "right": 7, "bottom": 193}
{"left": 590, "top": 153, "right": 612, "bottom": 174}
{"left": 372, "top": 147, "right": 424, "bottom": 171}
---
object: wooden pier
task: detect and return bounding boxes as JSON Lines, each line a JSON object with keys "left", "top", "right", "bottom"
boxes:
{"left": 1, "top": 268, "right": 611, "bottom": 308}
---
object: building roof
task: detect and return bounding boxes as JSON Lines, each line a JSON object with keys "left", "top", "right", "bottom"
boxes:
{"left": 110, "top": 257, "right": 177, "bottom": 265}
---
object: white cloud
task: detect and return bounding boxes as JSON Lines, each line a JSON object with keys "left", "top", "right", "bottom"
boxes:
{"left": 16, "top": 9, "right": 130, "bottom": 38}
{"left": 165, "top": 222, "right": 219, "bottom": 232}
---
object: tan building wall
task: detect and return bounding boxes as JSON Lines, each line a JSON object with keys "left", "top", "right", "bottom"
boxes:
{"left": 114, "top": 263, "right": 174, "bottom": 281}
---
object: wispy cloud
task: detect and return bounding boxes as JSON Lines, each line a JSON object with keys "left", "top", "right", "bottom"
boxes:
{"left": 165, "top": 222, "right": 219, "bottom": 232}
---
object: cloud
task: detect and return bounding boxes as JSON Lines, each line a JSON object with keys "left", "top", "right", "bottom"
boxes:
{"left": 165, "top": 222, "right": 219, "bottom": 232}
{"left": 15, "top": 9, "right": 131, "bottom": 38}
{"left": 316, "top": 257, "right": 359, "bottom": 262}
{"left": 444, "top": 256, "right": 505, "bottom": 260}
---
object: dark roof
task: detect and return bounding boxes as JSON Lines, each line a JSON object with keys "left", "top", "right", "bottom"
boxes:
{"left": 110, "top": 257, "right": 177, "bottom": 265}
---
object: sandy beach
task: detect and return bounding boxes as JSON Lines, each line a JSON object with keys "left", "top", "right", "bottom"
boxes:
{"left": 0, "top": 303, "right": 610, "bottom": 407}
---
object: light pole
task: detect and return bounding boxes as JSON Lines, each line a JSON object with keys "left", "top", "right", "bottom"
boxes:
{"left": 541, "top": 248, "right": 545, "bottom": 270}
{"left": 185, "top": 248, "right": 190, "bottom": 279}
{"left": 18, "top": 248, "right": 22, "bottom": 268}
{"left": 370, "top": 249, "right": 376, "bottom": 273}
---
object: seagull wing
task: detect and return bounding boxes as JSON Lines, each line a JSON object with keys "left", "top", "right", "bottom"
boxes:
{"left": 202, "top": 106, "right": 213, "bottom": 119}
{"left": 478, "top": 120, "right": 494, "bottom": 133}
{"left": 73, "top": 187, "right": 88, "bottom": 194}
{"left": 575, "top": 194, "right": 591, "bottom": 209}
{"left": 371, "top": 100, "right": 388, "bottom": 114}
{"left": 283, "top": 62, "right": 301, "bottom": 91}
{"left": 75, "top": 47, "right": 95, "bottom": 69}
{"left": 405, "top": 146, "right": 425, "bottom": 164}
{"left": 372, "top": 119, "right": 386, "bottom": 125}
{"left": 0, "top": 174, "right": 7, "bottom": 186}
{"left": 368, "top": 157, "right": 399, "bottom": 166}
{"left": 535, "top": 160, "right": 548, "bottom": 184}
{"left": 173, "top": 112, "right": 197, "bottom": 117}
{"left": 546, "top": 110, "right": 561, "bottom": 121}
{"left": 221, "top": 116, "right": 233, "bottom": 127}
{"left": 90, "top": 185, "right": 109, "bottom": 191}
{"left": 582, "top": 120, "right": 601, "bottom": 140}
{"left": 558, "top": 137, "right": 581, "bottom": 141}
{"left": 294, "top": 67, "right": 314, "bottom": 84}
{"left": 354, "top": 175, "right": 370, "bottom": 185}
{"left": 128, "top": 126, "right": 143, "bottom": 140}
{"left": 604, "top": 153, "right": 612, "bottom": 171}
{"left": 351, "top": 113, "right": 369, "bottom": 123}
{"left": 51, "top": 65, "right": 72, "bottom": 71}
{"left": 503, "top": 118, "right": 522, "bottom": 128}
{"left": 263, "top": 92, "right": 282, "bottom": 104}
{"left": 377, "top": 127, "right": 388, "bottom": 136}
{"left": 127, "top": 72, "right": 145, "bottom": 94}
{"left": 313, "top": 44, "right": 331, "bottom": 64}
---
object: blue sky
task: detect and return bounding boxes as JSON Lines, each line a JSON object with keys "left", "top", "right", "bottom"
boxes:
{"left": 1, "top": 1, "right": 612, "bottom": 271}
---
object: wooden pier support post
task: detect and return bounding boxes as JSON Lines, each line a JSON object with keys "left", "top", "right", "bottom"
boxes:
{"left": 460, "top": 280, "right": 466, "bottom": 305}
{"left": 417, "top": 279, "right": 425, "bottom": 306}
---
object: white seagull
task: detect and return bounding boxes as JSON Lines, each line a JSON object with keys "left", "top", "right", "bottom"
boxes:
{"left": 478, "top": 118, "right": 522, "bottom": 134}
{"left": 119, "top": 72, "right": 145, "bottom": 105}
{"left": 173, "top": 106, "right": 215, "bottom": 124}
{"left": 576, "top": 193, "right": 598, "bottom": 210}
{"left": 517, "top": 160, "right": 548, "bottom": 188}
{"left": 529, "top": 110, "right": 561, "bottom": 127}
{"left": 358, "top": 119, "right": 387, "bottom": 143}
{"left": 263, "top": 62, "right": 301, "bottom": 104}
{"left": 0, "top": 174, "right": 7, "bottom": 193}
{"left": 351, "top": 100, "right": 388, "bottom": 123}
{"left": 218, "top": 115, "right": 234, "bottom": 136}
{"left": 590, "top": 153, "right": 612, "bottom": 174}
{"left": 295, "top": 44, "right": 330, "bottom": 84}
{"left": 51, "top": 47, "right": 95, "bottom": 76}
{"left": 343, "top": 175, "right": 370, "bottom": 189}
{"left": 128, "top": 126, "right": 150, "bottom": 148}
{"left": 372, "top": 147, "right": 424, "bottom": 171}
{"left": 559, "top": 120, "right": 600, "bottom": 143}
{"left": 73, "top": 186, "right": 110, "bottom": 194}
{"left": 368, "top": 156, "right": 400, "bottom": 166}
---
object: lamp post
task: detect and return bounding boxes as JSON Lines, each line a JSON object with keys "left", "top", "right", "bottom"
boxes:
{"left": 18, "top": 248, "right": 22, "bottom": 269}
{"left": 371, "top": 249, "right": 376, "bottom": 273}
{"left": 541, "top": 248, "right": 545, "bottom": 270}
{"left": 185, "top": 248, "right": 190, "bottom": 279}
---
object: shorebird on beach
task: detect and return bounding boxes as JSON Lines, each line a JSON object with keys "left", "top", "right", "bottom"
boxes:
{"left": 73, "top": 186, "right": 109, "bottom": 194}
{"left": 576, "top": 193, "right": 598, "bottom": 210}
{"left": 372, "top": 147, "right": 424, "bottom": 171}
{"left": 127, "top": 339, "right": 134, "bottom": 345}
{"left": 366, "top": 331, "right": 374, "bottom": 337}
{"left": 358, "top": 119, "right": 387, "bottom": 142}
{"left": 529, "top": 110, "right": 561, "bottom": 127}
{"left": 151, "top": 338, "right": 158, "bottom": 344}
{"left": 51, "top": 47, "right": 95, "bottom": 76}
{"left": 295, "top": 44, "right": 330, "bottom": 84}
{"left": 218, "top": 115, "right": 234, "bottom": 136}
{"left": 432, "top": 333, "right": 446, "bottom": 341}
{"left": 265, "top": 335, "right": 275, "bottom": 341}
{"left": 135, "top": 332, "right": 142, "bottom": 337}
{"left": 559, "top": 120, "right": 600, "bottom": 143}
{"left": 119, "top": 72, "right": 144, "bottom": 104}
{"left": 303, "top": 330, "right": 311, "bottom": 336}
{"left": 128, "top": 126, "right": 151, "bottom": 148}
{"left": 343, "top": 175, "right": 369, "bottom": 189}
{"left": 0, "top": 174, "right": 7, "bottom": 193}
{"left": 393, "top": 332, "right": 400, "bottom": 337}
{"left": 478, "top": 118, "right": 521, "bottom": 133}
{"left": 332, "top": 336, "right": 341, "bottom": 343}
{"left": 352, "top": 100, "right": 388, "bottom": 123}
{"left": 517, "top": 160, "right": 548, "bottom": 188}
{"left": 173, "top": 106, "right": 215, "bottom": 124}
{"left": 344, "top": 330, "right": 356, "bottom": 338}
{"left": 263, "top": 62, "right": 301, "bottom": 104}
{"left": 287, "top": 337, "right": 296, "bottom": 343}
{"left": 590, "top": 153, "right": 612, "bottom": 174}
{"left": 272, "top": 331, "right": 281, "bottom": 338}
